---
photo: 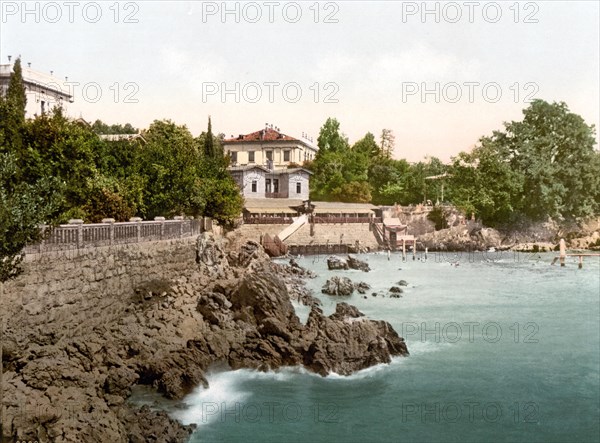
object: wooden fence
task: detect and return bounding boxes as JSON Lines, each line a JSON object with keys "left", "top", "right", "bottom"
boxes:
{"left": 24, "top": 218, "right": 211, "bottom": 254}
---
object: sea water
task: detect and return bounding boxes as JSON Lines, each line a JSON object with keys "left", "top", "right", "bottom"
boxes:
{"left": 133, "top": 251, "right": 600, "bottom": 442}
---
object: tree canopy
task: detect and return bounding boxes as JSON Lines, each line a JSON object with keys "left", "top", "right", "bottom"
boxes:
{"left": 448, "top": 100, "right": 599, "bottom": 225}
{"left": 309, "top": 103, "right": 598, "bottom": 227}
{"left": 1, "top": 67, "right": 243, "bottom": 278}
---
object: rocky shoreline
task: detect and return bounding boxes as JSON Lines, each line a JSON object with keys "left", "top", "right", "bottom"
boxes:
{"left": 2, "top": 234, "right": 408, "bottom": 442}
{"left": 416, "top": 218, "right": 600, "bottom": 253}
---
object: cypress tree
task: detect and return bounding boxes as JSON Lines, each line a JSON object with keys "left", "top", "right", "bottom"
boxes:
{"left": 204, "top": 116, "right": 214, "bottom": 158}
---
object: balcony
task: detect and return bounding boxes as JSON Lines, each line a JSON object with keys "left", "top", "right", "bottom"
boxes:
{"left": 265, "top": 191, "right": 289, "bottom": 199}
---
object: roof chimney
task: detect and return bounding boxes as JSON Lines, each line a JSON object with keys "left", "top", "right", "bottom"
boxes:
{"left": 7, "top": 55, "right": 11, "bottom": 62}
{"left": 27, "top": 62, "right": 31, "bottom": 68}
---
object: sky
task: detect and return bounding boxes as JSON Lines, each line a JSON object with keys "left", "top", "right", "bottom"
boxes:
{"left": 1, "top": 0, "right": 599, "bottom": 162}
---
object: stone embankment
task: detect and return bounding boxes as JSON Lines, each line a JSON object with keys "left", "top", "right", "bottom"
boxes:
{"left": 2, "top": 234, "right": 407, "bottom": 442}
{"left": 228, "top": 222, "right": 380, "bottom": 252}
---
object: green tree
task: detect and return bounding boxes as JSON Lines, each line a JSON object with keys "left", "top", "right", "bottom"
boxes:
{"left": 317, "top": 117, "right": 349, "bottom": 153}
{"left": 204, "top": 116, "right": 215, "bottom": 158}
{"left": 19, "top": 108, "right": 102, "bottom": 221}
{"left": 368, "top": 157, "right": 410, "bottom": 204}
{"left": 504, "top": 100, "right": 598, "bottom": 219}
{"left": 91, "top": 119, "right": 138, "bottom": 134}
{"left": 0, "top": 59, "right": 64, "bottom": 280}
{"left": 448, "top": 100, "right": 598, "bottom": 225}
{"left": 198, "top": 162, "right": 244, "bottom": 226}
{"left": 311, "top": 118, "right": 371, "bottom": 201}
{"left": 0, "top": 154, "right": 63, "bottom": 281}
{"left": 449, "top": 143, "right": 523, "bottom": 225}
{"left": 138, "top": 120, "right": 203, "bottom": 218}
{"left": 0, "top": 58, "right": 26, "bottom": 154}
{"left": 353, "top": 132, "right": 380, "bottom": 158}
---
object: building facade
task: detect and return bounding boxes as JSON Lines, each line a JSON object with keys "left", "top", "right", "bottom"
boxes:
{"left": 229, "top": 166, "right": 311, "bottom": 200}
{"left": 223, "top": 126, "right": 318, "bottom": 170}
{"left": 0, "top": 61, "right": 73, "bottom": 118}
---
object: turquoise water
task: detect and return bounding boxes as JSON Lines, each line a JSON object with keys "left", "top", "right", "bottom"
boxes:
{"left": 140, "top": 251, "right": 600, "bottom": 443}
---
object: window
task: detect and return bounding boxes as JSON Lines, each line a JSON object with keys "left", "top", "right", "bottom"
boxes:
{"left": 248, "top": 151, "right": 255, "bottom": 163}
{"left": 251, "top": 181, "right": 257, "bottom": 192}
{"left": 265, "top": 179, "right": 272, "bottom": 193}
{"left": 283, "top": 150, "right": 290, "bottom": 162}
{"left": 296, "top": 182, "right": 301, "bottom": 194}
{"left": 230, "top": 151, "right": 237, "bottom": 163}
{"left": 266, "top": 150, "right": 273, "bottom": 161}
{"left": 273, "top": 179, "right": 279, "bottom": 193}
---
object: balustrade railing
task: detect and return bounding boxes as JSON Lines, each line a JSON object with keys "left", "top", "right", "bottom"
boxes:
{"left": 24, "top": 217, "right": 209, "bottom": 254}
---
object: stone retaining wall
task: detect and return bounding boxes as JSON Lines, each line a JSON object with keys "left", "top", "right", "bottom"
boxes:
{"left": 287, "top": 223, "right": 379, "bottom": 248}
{"left": 3, "top": 237, "right": 200, "bottom": 338}
{"left": 227, "top": 222, "right": 380, "bottom": 252}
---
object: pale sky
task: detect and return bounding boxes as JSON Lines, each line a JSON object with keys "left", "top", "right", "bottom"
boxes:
{"left": 1, "top": 1, "right": 598, "bottom": 162}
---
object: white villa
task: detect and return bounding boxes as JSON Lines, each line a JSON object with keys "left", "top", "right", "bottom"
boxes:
{"left": 223, "top": 125, "right": 318, "bottom": 170}
{"left": 229, "top": 165, "right": 312, "bottom": 200}
{"left": 226, "top": 125, "right": 316, "bottom": 199}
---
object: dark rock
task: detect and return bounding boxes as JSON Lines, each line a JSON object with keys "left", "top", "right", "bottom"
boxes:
{"left": 347, "top": 255, "right": 370, "bottom": 272}
{"left": 355, "top": 281, "right": 371, "bottom": 294}
{"left": 303, "top": 303, "right": 408, "bottom": 376}
{"left": 327, "top": 256, "right": 349, "bottom": 270}
{"left": 118, "top": 405, "right": 196, "bottom": 443}
{"left": 397, "top": 280, "right": 409, "bottom": 286}
{"left": 321, "top": 276, "right": 355, "bottom": 296}
{"left": 3, "top": 238, "right": 409, "bottom": 443}
{"left": 389, "top": 286, "right": 404, "bottom": 294}
{"left": 105, "top": 366, "right": 139, "bottom": 397}
{"left": 330, "top": 302, "right": 364, "bottom": 320}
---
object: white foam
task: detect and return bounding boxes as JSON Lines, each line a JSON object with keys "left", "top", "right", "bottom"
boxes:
{"left": 172, "top": 370, "right": 252, "bottom": 426}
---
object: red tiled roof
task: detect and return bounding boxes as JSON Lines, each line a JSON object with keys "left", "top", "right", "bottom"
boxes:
{"left": 224, "top": 128, "right": 299, "bottom": 143}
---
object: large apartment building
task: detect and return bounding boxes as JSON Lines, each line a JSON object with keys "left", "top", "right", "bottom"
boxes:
{"left": 0, "top": 59, "right": 73, "bottom": 117}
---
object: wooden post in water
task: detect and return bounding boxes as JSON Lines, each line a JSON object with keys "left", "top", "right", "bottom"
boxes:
{"left": 425, "top": 247, "right": 428, "bottom": 261}
{"left": 559, "top": 238, "right": 566, "bottom": 267}
{"left": 402, "top": 239, "right": 406, "bottom": 261}
{"left": 578, "top": 255, "right": 583, "bottom": 269}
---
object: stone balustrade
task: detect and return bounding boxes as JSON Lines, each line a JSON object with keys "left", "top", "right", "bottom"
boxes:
{"left": 23, "top": 217, "right": 212, "bottom": 254}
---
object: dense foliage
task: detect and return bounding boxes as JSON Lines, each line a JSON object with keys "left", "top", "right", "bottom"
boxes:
{"left": 308, "top": 118, "right": 447, "bottom": 205}
{"left": 0, "top": 59, "right": 64, "bottom": 280}
{"left": 448, "top": 100, "right": 600, "bottom": 226}
{"left": 0, "top": 60, "right": 243, "bottom": 278}
{"left": 309, "top": 103, "right": 599, "bottom": 226}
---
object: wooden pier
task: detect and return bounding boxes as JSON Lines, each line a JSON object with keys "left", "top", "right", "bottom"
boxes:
{"left": 552, "top": 239, "right": 600, "bottom": 268}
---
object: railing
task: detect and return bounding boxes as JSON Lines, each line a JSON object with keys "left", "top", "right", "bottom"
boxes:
{"left": 265, "top": 191, "right": 289, "bottom": 199}
{"left": 288, "top": 243, "right": 350, "bottom": 256}
{"left": 24, "top": 217, "right": 210, "bottom": 254}
{"left": 243, "top": 216, "right": 381, "bottom": 225}
{"left": 243, "top": 217, "right": 294, "bottom": 224}
{"left": 372, "top": 222, "right": 386, "bottom": 246}
{"left": 313, "top": 216, "right": 374, "bottom": 224}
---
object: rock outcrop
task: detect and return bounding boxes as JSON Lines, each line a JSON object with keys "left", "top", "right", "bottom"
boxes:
{"left": 321, "top": 276, "right": 355, "bottom": 296}
{"left": 3, "top": 233, "right": 408, "bottom": 443}
{"left": 419, "top": 225, "right": 503, "bottom": 251}
{"left": 326, "top": 255, "right": 370, "bottom": 272}
{"left": 347, "top": 255, "right": 370, "bottom": 272}
{"left": 327, "top": 255, "right": 349, "bottom": 270}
